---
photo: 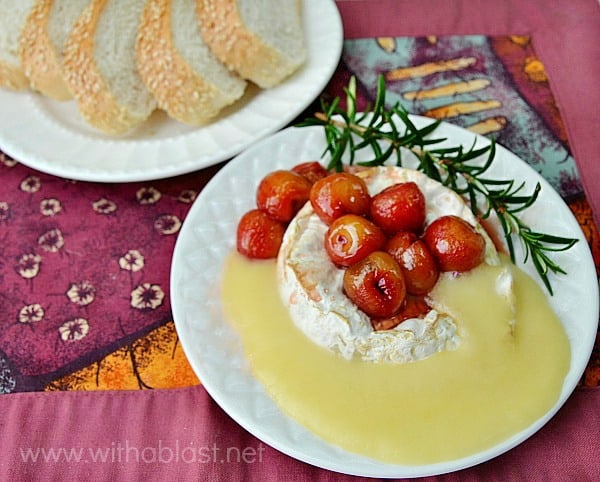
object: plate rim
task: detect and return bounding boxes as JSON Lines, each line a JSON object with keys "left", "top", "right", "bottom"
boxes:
{"left": 170, "top": 117, "right": 599, "bottom": 478}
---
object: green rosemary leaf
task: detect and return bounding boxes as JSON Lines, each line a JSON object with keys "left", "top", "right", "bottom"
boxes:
{"left": 357, "top": 142, "right": 397, "bottom": 167}
{"left": 420, "top": 138, "right": 449, "bottom": 147}
{"left": 521, "top": 231, "right": 579, "bottom": 250}
{"left": 459, "top": 144, "right": 494, "bottom": 163}
{"left": 345, "top": 76, "right": 357, "bottom": 119}
{"left": 474, "top": 139, "right": 496, "bottom": 174}
{"left": 328, "top": 139, "right": 346, "bottom": 171}
{"left": 478, "top": 177, "right": 515, "bottom": 186}
{"left": 325, "top": 96, "right": 340, "bottom": 119}
{"left": 416, "top": 119, "right": 443, "bottom": 137}
{"left": 429, "top": 146, "right": 463, "bottom": 155}
{"left": 372, "top": 75, "right": 386, "bottom": 119}
{"left": 369, "top": 138, "right": 384, "bottom": 160}
{"left": 355, "top": 110, "right": 370, "bottom": 125}
{"left": 394, "top": 108, "right": 418, "bottom": 135}
{"left": 419, "top": 152, "right": 443, "bottom": 182}
{"left": 530, "top": 253, "right": 554, "bottom": 294}
{"left": 507, "top": 183, "right": 541, "bottom": 212}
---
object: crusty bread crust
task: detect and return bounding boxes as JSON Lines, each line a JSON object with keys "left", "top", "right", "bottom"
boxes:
{"left": 137, "top": 0, "right": 245, "bottom": 125}
{"left": 0, "top": 60, "right": 29, "bottom": 90}
{"left": 196, "top": 0, "right": 305, "bottom": 88}
{"left": 63, "top": 0, "right": 154, "bottom": 135}
{"left": 19, "top": 0, "right": 72, "bottom": 101}
{"left": 0, "top": 0, "right": 36, "bottom": 90}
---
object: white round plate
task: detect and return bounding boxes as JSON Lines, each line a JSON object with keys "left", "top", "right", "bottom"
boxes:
{"left": 0, "top": 0, "right": 342, "bottom": 183}
{"left": 170, "top": 118, "right": 598, "bottom": 478}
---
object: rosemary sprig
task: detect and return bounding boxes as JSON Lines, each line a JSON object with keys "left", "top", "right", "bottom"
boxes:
{"left": 297, "top": 75, "right": 578, "bottom": 295}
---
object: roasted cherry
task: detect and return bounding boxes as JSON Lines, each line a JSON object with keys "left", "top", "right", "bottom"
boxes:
{"left": 343, "top": 251, "right": 406, "bottom": 318}
{"left": 386, "top": 235, "right": 439, "bottom": 295}
{"left": 325, "top": 214, "right": 386, "bottom": 267}
{"left": 309, "top": 172, "right": 371, "bottom": 225}
{"left": 291, "top": 161, "right": 329, "bottom": 184}
{"left": 371, "top": 295, "right": 431, "bottom": 331}
{"left": 369, "top": 182, "right": 426, "bottom": 234}
{"left": 256, "top": 170, "right": 312, "bottom": 223}
{"left": 236, "top": 209, "right": 286, "bottom": 259}
{"left": 423, "top": 215, "right": 486, "bottom": 272}
{"left": 385, "top": 231, "right": 417, "bottom": 257}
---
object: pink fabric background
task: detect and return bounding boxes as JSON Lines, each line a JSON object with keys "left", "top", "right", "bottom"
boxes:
{"left": 0, "top": 0, "right": 598, "bottom": 480}
{"left": 0, "top": 386, "right": 598, "bottom": 481}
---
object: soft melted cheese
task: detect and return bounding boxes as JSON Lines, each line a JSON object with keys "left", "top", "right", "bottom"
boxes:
{"left": 221, "top": 251, "right": 570, "bottom": 465}
{"left": 277, "top": 166, "right": 513, "bottom": 363}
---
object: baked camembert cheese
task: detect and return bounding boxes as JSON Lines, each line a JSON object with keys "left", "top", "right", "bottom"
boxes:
{"left": 277, "top": 166, "right": 515, "bottom": 363}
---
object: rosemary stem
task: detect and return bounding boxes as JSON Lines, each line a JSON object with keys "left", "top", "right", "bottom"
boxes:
{"left": 300, "top": 76, "right": 578, "bottom": 294}
{"left": 314, "top": 112, "right": 369, "bottom": 136}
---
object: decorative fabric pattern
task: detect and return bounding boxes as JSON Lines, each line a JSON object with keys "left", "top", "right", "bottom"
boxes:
{"left": 0, "top": 159, "right": 219, "bottom": 392}
{"left": 337, "top": 35, "right": 581, "bottom": 199}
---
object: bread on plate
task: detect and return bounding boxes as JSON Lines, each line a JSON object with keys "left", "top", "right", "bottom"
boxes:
{"left": 62, "top": 0, "right": 157, "bottom": 135}
{"left": 196, "top": 0, "right": 306, "bottom": 88}
{"left": 137, "top": 0, "right": 247, "bottom": 126}
{"left": 19, "top": 0, "right": 90, "bottom": 101}
{"left": 0, "top": 0, "right": 306, "bottom": 135}
{"left": 0, "top": 0, "right": 36, "bottom": 90}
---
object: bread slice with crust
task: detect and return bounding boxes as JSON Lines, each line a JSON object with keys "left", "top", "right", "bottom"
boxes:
{"left": 196, "top": 0, "right": 306, "bottom": 88}
{"left": 62, "top": 0, "right": 157, "bottom": 135}
{"left": 19, "top": 0, "right": 90, "bottom": 101}
{"left": 0, "top": 0, "right": 36, "bottom": 90}
{"left": 137, "top": 0, "right": 247, "bottom": 125}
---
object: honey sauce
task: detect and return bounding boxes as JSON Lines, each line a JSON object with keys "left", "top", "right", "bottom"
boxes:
{"left": 221, "top": 251, "right": 570, "bottom": 464}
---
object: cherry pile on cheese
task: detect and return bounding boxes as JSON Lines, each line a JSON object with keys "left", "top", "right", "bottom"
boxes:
{"left": 278, "top": 166, "right": 506, "bottom": 363}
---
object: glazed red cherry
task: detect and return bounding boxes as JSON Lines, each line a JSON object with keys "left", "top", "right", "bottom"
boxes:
{"left": 386, "top": 235, "right": 439, "bottom": 295}
{"left": 369, "top": 182, "right": 426, "bottom": 234}
{"left": 385, "top": 231, "right": 417, "bottom": 258}
{"left": 236, "top": 209, "right": 286, "bottom": 259}
{"left": 343, "top": 251, "right": 406, "bottom": 318}
{"left": 256, "top": 170, "right": 312, "bottom": 223}
{"left": 371, "top": 295, "right": 431, "bottom": 331}
{"left": 291, "top": 161, "right": 329, "bottom": 184}
{"left": 325, "top": 214, "right": 386, "bottom": 267}
{"left": 309, "top": 172, "right": 371, "bottom": 225}
{"left": 423, "top": 215, "right": 486, "bottom": 272}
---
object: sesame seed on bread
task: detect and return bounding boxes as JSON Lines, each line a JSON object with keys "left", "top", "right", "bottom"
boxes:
{"left": 0, "top": 0, "right": 36, "bottom": 90}
{"left": 19, "top": 0, "right": 89, "bottom": 101}
{"left": 196, "top": 0, "right": 306, "bottom": 88}
{"left": 137, "top": 0, "right": 247, "bottom": 126}
{"left": 62, "top": 0, "right": 157, "bottom": 135}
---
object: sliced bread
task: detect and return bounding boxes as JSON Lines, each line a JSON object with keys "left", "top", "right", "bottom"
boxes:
{"left": 62, "top": 0, "right": 157, "bottom": 135}
{"left": 0, "top": 0, "right": 36, "bottom": 90}
{"left": 196, "top": 0, "right": 306, "bottom": 88}
{"left": 137, "top": 0, "right": 246, "bottom": 125}
{"left": 19, "top": 0, "right": 90, "bottom": 101}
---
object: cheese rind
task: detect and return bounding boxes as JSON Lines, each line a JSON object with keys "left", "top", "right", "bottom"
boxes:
{"left": 277, "top": 166, "right": 507, "bottom": 363}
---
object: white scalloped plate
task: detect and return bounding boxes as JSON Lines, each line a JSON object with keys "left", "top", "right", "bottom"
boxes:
{"left": 0, "top": 0, "right": 342, "bottom": 182}
{"left": 170, "top": 118, "right": 598, "bottom": 478}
